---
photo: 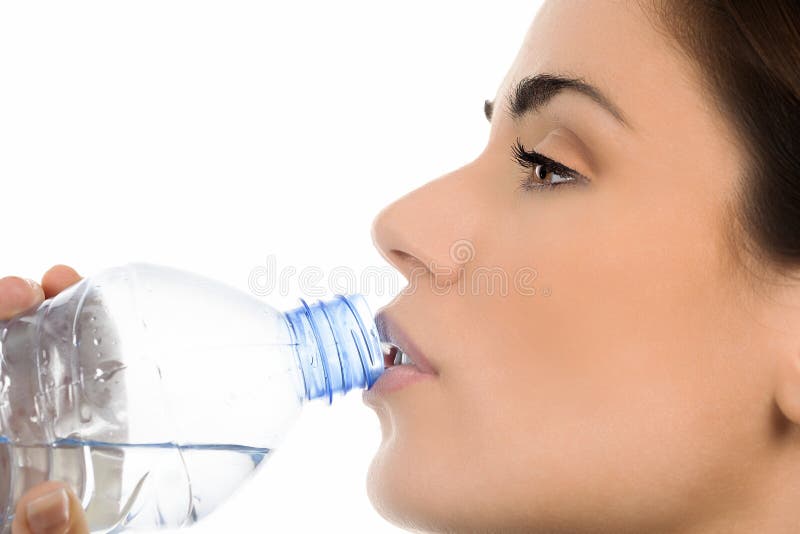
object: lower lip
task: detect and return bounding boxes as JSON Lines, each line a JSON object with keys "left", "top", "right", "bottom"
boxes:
{"left": 362, "top": 364, "right": 436, "bottom": 400}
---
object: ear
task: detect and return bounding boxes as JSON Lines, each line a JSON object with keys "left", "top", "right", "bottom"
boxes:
{"left": 774, "top": 350, "right": 800, "bottom": 426}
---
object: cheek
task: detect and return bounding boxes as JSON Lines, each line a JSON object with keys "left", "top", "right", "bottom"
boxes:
{"left": 429, "top": 197, "right": 769, "bottom": 525}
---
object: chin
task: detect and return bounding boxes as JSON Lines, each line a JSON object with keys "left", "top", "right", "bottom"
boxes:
{"left": 365, "top": 443, "right": 449, "bottom": 533}
{"left": 365, "top": 440, "right": 499, "bottom": 534}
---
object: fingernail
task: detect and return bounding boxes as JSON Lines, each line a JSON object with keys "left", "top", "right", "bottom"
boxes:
{"left": 26, "top": 487, "right": 70, "bottom": 534}
{"left": 24, "top": 278, "right": 41, "bottom": 292}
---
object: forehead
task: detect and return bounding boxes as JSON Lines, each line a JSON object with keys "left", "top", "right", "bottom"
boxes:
{"left": 498, "top": 0, "right": 706, "bottom": 140}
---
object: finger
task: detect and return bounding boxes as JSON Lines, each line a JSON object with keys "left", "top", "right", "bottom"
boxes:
{"left": 41, "top": 265, "right": 82, "bottom": 300}
{"left": 0, "top": 277, "right": 45, "bottom": 321}
{"left": 11, "top": 480, "right": 89, "bottom": 534}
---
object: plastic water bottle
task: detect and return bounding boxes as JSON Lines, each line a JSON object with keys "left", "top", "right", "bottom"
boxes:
{"left": 0, "top": 262, "right": 384, "bottom": 532}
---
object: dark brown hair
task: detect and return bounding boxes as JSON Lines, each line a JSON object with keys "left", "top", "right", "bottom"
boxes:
{"left": 643, "top": 0, "right": 800, "bottom": 291}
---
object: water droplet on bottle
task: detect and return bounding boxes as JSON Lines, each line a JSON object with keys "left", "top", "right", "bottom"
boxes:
{"left": 90, "top": 315, "right": 96, "bottom": 322}
{"left": 93, "top": 338, "right": 102, "bottom": 346}
{"left": 94, "top": 361, "right": 128, "bottom": 382}
{"left": 79, "top": 404, "right": 92, "bottom": 422}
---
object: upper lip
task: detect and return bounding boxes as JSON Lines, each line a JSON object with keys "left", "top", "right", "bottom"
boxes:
{"left": 375, "top": 310, "right": 439, "bottom": 376}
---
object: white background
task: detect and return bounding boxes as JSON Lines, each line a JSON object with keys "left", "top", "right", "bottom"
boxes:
{"left": 0, "top": 2, "right": 542, "bottom": 532}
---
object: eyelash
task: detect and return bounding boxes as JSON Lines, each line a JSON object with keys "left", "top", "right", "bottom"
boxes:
{"left": 511, "top": 137, "right": 587, "bottom": 192}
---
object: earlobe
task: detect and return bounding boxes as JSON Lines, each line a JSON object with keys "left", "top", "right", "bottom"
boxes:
{"left": 773, "top": 350, "right": 800, "bottom": 426}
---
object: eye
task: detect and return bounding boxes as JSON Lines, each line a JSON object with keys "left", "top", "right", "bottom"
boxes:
{"left": 511, "top": 137, "right": 587, "bottom": 192}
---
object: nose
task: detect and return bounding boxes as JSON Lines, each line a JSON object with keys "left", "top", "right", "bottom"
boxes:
{"left": 370, "top": 161, "right": 484, "bottom": 293}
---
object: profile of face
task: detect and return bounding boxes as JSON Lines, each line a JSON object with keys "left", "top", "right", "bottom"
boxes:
{"left": 363, "top": 1, "right": 800, "bottom": 533}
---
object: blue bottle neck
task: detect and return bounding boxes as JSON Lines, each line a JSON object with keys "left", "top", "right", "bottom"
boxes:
{"left": 283, "top": 294, "right": 384, "bottom": 404}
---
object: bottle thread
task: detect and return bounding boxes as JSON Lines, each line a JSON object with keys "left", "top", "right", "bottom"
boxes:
{"left": 283, "top": 294, "right": 383, "bottom": 404}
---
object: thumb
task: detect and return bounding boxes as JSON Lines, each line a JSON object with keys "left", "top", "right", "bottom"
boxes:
{"left": 11, "top": 480, "right": 89, "bottom": 534}
{"left": 0, "top": 277, "right": 45, "bottom": 321}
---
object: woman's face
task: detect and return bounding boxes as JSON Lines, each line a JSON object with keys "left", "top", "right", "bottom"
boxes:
{"left": 364, "top": 1, "right": 797, "bottom": 532}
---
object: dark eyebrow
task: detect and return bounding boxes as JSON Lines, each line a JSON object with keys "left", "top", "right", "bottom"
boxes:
{"left": 484, "top": 72, "right": 632, "bottom": 130}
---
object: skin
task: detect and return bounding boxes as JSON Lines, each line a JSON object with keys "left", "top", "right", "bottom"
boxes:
{"left": 364, "top": 1, "right": 800, "bottom": 533}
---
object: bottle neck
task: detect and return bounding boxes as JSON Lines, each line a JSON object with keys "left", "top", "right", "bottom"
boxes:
{"left": 283, "top": 294, "right": 383, "bottom": 404}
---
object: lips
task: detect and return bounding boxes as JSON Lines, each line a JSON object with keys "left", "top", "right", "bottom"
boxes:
{"left": 375, "top": 310, "right": 439, "bottom": 376}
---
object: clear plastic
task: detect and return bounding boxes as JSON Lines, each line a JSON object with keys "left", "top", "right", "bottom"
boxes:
{"left": 0, "top": 262, "right": 384, "bottom": 532}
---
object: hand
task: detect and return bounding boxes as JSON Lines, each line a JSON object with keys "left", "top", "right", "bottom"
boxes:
{"left": 1, "top": 265, "right": 90, "bottom": 534}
